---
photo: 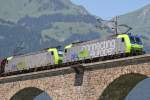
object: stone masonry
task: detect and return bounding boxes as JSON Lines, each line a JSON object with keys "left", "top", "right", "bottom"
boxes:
{"left": 0, "top": 54, "right": 150, "bottom": 100}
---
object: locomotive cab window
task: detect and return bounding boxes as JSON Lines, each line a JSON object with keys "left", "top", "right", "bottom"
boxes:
{"left": 129, "top": 36, "right": 142, "bottom": 45}
{"left": 121, "top": 38, "right": 125, "bottom": 42}
{"left": 51, "top": 51, "right": 54, "bottom": 55}
{"left": 135, "top": 37, "right": 142, "bottom": 44}
{"left": 129, "top": 36, "right": 135, "bottom": 44}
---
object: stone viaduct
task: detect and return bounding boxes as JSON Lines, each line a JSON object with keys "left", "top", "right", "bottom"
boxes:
{"left": 0, "top": 54, "right": 150, "bottom": 100}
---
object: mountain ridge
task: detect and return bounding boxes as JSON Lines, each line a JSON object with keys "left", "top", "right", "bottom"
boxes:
{"left": 0, "top": 0, "right": 103, "bottom": 58}
{"left": 118, "top": 4, "right": 150, "bottom": 52}
{"left": 0, "top": 0, "right": 150, "bottom": 58}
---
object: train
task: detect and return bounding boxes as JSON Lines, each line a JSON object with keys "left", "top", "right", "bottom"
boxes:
{"left": 0, "top": 33, "right": 145, "bottom": 76}
{"left": 63, "top": 33, "right": 144, "bottom": 63}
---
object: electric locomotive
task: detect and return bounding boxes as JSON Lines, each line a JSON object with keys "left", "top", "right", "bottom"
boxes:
{"left": 63, "top": 33, "right": 144, "bottom": 64}
{"left": 0, "top": 48, "right": 63, "bottom": 75}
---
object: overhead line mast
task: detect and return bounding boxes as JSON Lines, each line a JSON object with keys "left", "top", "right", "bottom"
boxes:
{"left": 96, "top": 16, "right": 132, "bottom": 35}
{"left": 115, "top": 16, "right": 118, "bottom": 35}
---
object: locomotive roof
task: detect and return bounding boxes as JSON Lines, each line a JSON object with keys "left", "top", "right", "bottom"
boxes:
{"left": 65, "top": 33, "right": 133, "bottom": 48}
{"left": 70, "top": 38, "right": 117, "bottom": 47}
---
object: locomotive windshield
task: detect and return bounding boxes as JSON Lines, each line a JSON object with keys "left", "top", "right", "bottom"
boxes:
{"left": 129, "top": 36, "right": 142, "bottom": 45}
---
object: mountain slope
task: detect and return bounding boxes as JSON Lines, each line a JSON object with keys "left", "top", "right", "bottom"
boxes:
{"left": 118, "top": 4, "right": 150, "bottom": 52}
{"left": 0, "top": 0, "right": 149, "bottom": 58}
{"left": 0, "top": 0, "right": 104, "bottom": 58}
{"left": 0, "top": 0, "right": 89, "bottom": 22}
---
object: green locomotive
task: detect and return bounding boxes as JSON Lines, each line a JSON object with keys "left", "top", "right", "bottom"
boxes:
{"left": 117, "top": 34, "right": 144, "bottom": 55}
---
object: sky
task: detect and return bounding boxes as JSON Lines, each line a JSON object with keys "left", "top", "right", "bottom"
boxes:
{"left": 71, "top": 0, "right": 150, "bottom": 19}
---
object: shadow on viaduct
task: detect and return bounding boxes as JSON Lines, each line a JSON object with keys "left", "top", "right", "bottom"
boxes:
{"left": 0, "top": 54, "right": 150, "bottom": 100}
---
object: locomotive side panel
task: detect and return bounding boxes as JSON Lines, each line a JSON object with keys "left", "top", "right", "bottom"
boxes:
{"left": 4, "top": 51, "right": 54, "bottom": 73}
{"left": 63, "top": 38, "right": 126, "bottom": 63}
{"left": 64, "top": 46, "right": 81, "bottom": 63}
